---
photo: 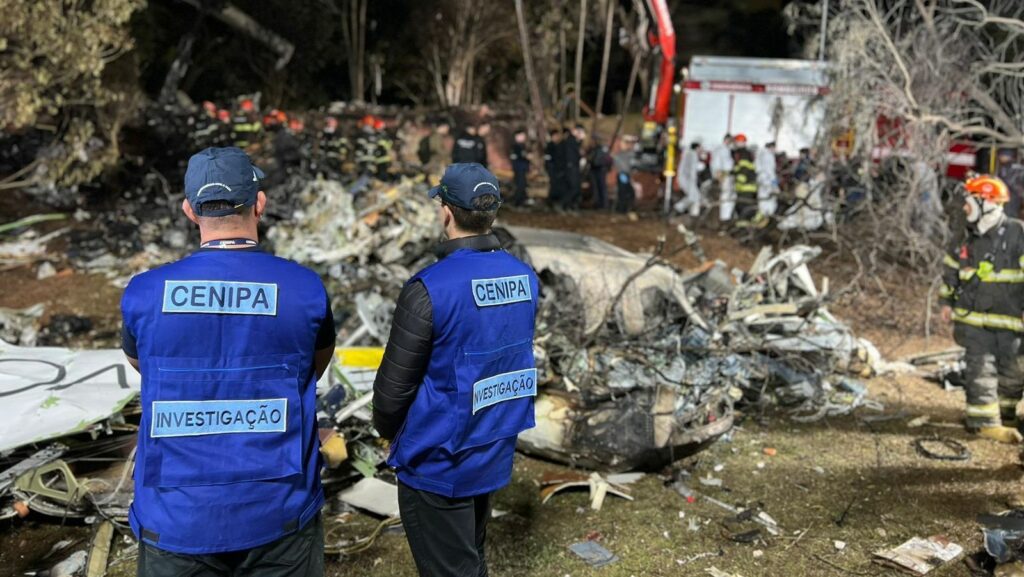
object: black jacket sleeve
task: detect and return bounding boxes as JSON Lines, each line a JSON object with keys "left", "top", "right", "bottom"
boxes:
{"left": 372, "top": 280, "right": 433, "bottom": 440}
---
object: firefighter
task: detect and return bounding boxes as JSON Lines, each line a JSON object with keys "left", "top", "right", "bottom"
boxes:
{"left": 374, "top": 119, "right": 394, "bottom": 179}
{"left": 355, "top": 115, "right": 379, "bottom": 177}
{"left": 475, "top": 122, "right": 491, "bottom": 167}
{"left": 231, "top": 98, "right": 262, "bottom": 150}
{"left": 319, "top": 116, "right": 348, "bottom": 176}
{"left": 940, "top": 175, "right": 1024, "bottom": 443}
{"left": 191, "top": 101, "right": 220, "bottom": 148}
{"left": 730, "top": 134, "right": 760, "bottom": 226}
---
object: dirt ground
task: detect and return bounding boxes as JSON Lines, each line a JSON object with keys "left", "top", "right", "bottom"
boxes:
{"left": 2, "top": 208, "right": 1019, "bottom": 577}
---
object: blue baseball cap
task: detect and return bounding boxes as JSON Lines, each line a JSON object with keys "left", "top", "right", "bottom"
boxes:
{"left": 184, "top": 147, "right": 266, "bottom": 216}
{"left": 428, "top": 163, "right": 502, "bottom": 210}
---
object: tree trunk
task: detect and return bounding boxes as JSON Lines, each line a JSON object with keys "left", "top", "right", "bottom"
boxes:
{"left": 574, "top": 0, "right": 588, "bottom": 121}
{"left": 610, "top": 51, "right": 642, "bottom": 149}
{"left": 515, "top": 0, "right": 547, "bottom": 161}
{"left": 593, "top": 0, "right": 614, "bottom": 135}
{"left": 158, "top": 25, "right": 198, "bottom": 105}
{"left": 559, "top": 3, "right": 567, "bottom": 106}
{"left": 178, "top": 0, "right": 294, "bottom": 70}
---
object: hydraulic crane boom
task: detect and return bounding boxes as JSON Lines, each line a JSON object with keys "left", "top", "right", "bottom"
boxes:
{"left": 642, "top": 0, "right": 676, "bottom": 124}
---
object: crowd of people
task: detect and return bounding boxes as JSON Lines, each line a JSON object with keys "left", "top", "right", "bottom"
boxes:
{"left": 186, "top": 97, "right": 399, "bottom": 182}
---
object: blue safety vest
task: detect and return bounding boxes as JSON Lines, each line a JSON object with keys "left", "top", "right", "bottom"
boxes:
{"left": 388, "top": 248, "right": 539, "bottom": 497}
{"left": 121, "top": 249, "right": 328, "bottom": 554}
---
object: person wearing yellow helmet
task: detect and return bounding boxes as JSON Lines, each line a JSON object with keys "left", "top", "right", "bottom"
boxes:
{"left": 940, "top": 174, "right": 1024, "bottom": 443}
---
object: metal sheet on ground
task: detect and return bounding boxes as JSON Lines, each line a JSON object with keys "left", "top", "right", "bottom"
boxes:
{"left": 0, "top": 340, "right": 140, "bottom": 453}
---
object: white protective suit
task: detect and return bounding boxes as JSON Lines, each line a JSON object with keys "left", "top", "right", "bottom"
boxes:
{"left": 674, "top": 146, "right": 701, "bottom": 217}
{"left": 711, "top": 142, "right": 735, "bottom": 221}
{"left": 755, "top": 146, "right": 778, "bottom": 216}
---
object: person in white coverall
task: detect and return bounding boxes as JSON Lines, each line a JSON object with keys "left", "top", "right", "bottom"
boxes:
{"left": 674, "top": 141, "right": 702, "bottom": 217}
{"left": 711, "top": 134, "right": 735, "bottom": 221}
{"left": 756, "top": 141, "right": 779, "bottom": 217}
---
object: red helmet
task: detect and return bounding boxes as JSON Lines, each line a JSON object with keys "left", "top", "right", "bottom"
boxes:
{"left": 361, "top": 114, "right": 376, "bottom": 128}
{"left": 217, "top": 109, "right": 230, "bottom": 122}
{"left": 733, "top": 133, "right": 747, "bottom": 145}
{"left": 373, "top": 119, "right": 385, "bottom": 131}
{"left": 325, "top": 116, "right": 339, "bottom": 129}
{"left": 202, "top": 101, "right": 216, "bottom": 113}
{"left": 262, "top": 114, "right": 276, "bottom": 126}
{"left": 241, "top": 99, "right": 254, "bottom": 112}
{"left": 289, "top": 118, "right": 305, "bottom": 132}
{"left": 965, "top": 174, "right": 1010, "bottom": 204}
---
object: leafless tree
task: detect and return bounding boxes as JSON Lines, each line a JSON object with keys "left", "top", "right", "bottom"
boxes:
{"left": 335, "top": 0, "right": 367, "bottom": 103}
{"left": 785, "top": 0, "right": 1024, "bottom": 283}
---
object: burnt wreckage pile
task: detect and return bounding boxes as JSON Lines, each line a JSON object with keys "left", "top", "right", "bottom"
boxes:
{"left": 0, "top": 178, "right": 882, "bottom": 553}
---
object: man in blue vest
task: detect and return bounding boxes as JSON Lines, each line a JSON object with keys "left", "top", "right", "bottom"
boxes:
{"left": 373, "top": 162, "right": 539, "bottom": 577}
{"left": 121, "top": 147, "right": 339, "bottom": 576}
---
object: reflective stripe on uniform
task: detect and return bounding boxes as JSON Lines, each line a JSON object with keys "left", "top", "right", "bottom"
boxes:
{"left": 953, "top": 308, "right": 1024, "bottom": 332}
{"left": 966, "top": 402, "right": 1000, "bottom": 418}
{"left": 1000, "top": 398, "right": 1019, "bottom": 409}
{"left": 944, "top": 254, "right": 960, "bottom": 269}
{"left": 959, "top": 268, "right": 1024, "bottom": 282}
{"left": 939, "top": 284, "right": 954, "bottom": 298}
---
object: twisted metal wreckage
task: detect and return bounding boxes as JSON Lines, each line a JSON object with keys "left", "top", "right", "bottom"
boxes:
{"left": 0, "top": 176, "right": 886, "bottom": 545}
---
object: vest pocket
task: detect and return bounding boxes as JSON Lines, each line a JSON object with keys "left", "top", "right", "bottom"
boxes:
{"left": 447, "top": 339, "right": 537, "bottom": 453}
{"left": 143, "top": 355, "right": 304, "bottom": 488}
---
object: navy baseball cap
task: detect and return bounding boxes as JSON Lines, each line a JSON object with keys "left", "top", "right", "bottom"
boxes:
{"left": 428, "top": 163, "right": 502, "bottom": 210}
{"left": 184, "top": 147, "right": 266, "bottom": 216}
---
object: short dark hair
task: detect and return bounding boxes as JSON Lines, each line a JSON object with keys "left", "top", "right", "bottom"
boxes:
{"left": 690, "top": 142, "right": 701, "bottom": 150}
{"left": 195, "top": 200, "right": 245, "bottom": 217}
{"left": 446, "top": 194, "right": 499, "bottom": 234}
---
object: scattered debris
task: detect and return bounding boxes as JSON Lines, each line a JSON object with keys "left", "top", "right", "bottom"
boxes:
{"left": 874, "top": 535, "right": 963, "bottom": 575}
{"left": 86, "top": 521, "right": 114, "bottom": 577}
{"left": 705, "top": 567, "right": 744, "bottom": 577}
{"left": 539, "top": 471, "right": 634, "bottom": 511}
{"left": 0, "top": 340, "right": 139, "bottom": 453}
{"left": 513, "top": 231, "right": 884, "bottom": 470}
{"left": 569, "top": 540, "right": 620, "bottom": 567}
{"left": 913, "top": 437, "right": 970, "bottom": 461}
{"left": 47, "top": 550, "right": 88, "bottom": 577}
{"left": 337, "top": 478, "right": 400, "bottom": 518}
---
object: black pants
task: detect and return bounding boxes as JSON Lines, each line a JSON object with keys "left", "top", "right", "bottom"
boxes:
{"left": 564, "top": 170, "right": 582, "bottom": 209}
{"left": 137, "top": 514, "right": 323, "bottom": 577}
{"left": 398, "top": 481, "right": 491, "bottom": 577}
{"left": 548, "top": 173, "right": 567, "bottom": 207}
{"left": 513, "top": 167, "right": 528, "bottom": 206}
{"left": 616, "top": 175, "right": 634, "bottom": 213}
{"left": 590, "top": 170, "right": 608, "bottom": 209}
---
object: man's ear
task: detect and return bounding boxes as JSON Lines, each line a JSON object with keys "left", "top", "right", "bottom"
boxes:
{"left": 442, "top": 204, "right": 453, "bottom": 230}
{"left": 183, "top": 199, "right": 200, "bottom": 225}
{"left": 255, "top": 191, "right": 267, "bottom": 219}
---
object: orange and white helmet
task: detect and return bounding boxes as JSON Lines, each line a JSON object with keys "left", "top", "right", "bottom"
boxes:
{"left": 965, "top": 174, "right": 1010, "bottom": 204}
{"left": 733, "top": 133, "right": 747, "bottom": 145}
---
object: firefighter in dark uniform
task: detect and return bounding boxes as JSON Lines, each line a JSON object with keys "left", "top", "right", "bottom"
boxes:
{"left": 191, "top": 101, "right": 220, "bottom": 148}
{"left": 355, "top": 115, "right": 380, "bottom": 177}
{"left": 510, "top": 129, "right": 530, "bottom": 207}
{"left": 319, "top": 116, "right": 348, "bottom": 176}
{"left": 730, "top": 134, "right": 759, "bottom": 226}
{"left": 231, "top": 98, "right": 262, "bottom": 150}
{"left": 121, "top": 147, "right": 346, "bottom": 575}
{"left": 374, "top": 118, "right": 394, "bottom": 180}
{"left": 373, "top": 163, "right": 539, "bottom": 577}
{"left": 940, "top": 174, "right": 1024, "bottom": 443}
